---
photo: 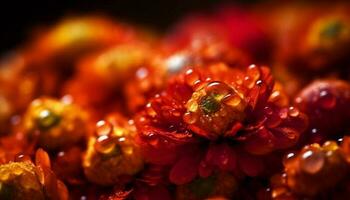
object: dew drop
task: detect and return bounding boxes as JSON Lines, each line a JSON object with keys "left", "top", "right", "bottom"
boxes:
{"left": 247, "top": 64, "right": 260, "bottom": 81}
{"left": 183, "top": 112, "right": 197, "bottom": 124}
{"left": 256, "top": 80, "right": 263, "bottom": 86}
{"left": 270, "top": 91, "right": 281, "bottom": 102}
{"left": 95, "top": 135, "right": 116, "bottom": 154}
{"left": 337, "top": 137, "right": 343, "bottom": 143}
{"left": 199, "top": 95, "right": 220, "bottom": 114}
{"left": 282, "top": 152, "right": 296, "bottom": 166}
{"left": 300, "top": 150, "right": 325, "bottom": 174}
{"left": 288, "top": 107, "right": 300, "bottom": 117}
{"left": 185, "top": 69, "right": 200, "bottom": 86}
{"left": 224, "top": 94, "right": 242, "bottom": 107}
{"left": 15, "top": 154, "right": 31, "bottom": 162}
{"left": 96, "top": 120, "right": 113, "bottom": 136}
{"left": 37, "top": 109, "right": 61, "bottom": 130}
{"left": 187, "top": 100, "right": 199, "bottom": 112}
{"left": 136, "top": 67, "right": 149, "bottom": 79}
{"left": 118, "top": 137, "right": 126, "bottom": 142}
{"left": 146, "top": 103, "right": 157, "bottom": 117}
{"left": 244, "top": 76, "right": 255, "bottom": 89}
{"left": 319, "top": 90, "right": 336, "bottom": 109}
{"left": 322, "top": 141, "right": 338, "bottom": 151}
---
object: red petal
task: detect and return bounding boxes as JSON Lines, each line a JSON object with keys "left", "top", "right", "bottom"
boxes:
{"left": 169, "top": 152, "right": 200, "bottom": 185}
{"left": 243, "top": 127, "right": 274, "bottom": 155}
{"left": 198, "top": 160, "right": 213, "bottom": 178}
{"left": 238, "top": 153, "right": 264, "bottom": 177}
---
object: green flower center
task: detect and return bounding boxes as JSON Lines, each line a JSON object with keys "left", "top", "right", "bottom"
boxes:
{"left": 199, "top": 95, "right": 221, "bottom": 114}
{"left": 321, "top": 21, "right": 343, "bottom": 39}
{"left": 37, "top": 109, "right": 61, "bottom": 130}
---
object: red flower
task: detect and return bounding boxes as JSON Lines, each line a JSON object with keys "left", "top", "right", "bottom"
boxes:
{"left": 295, "top": 79, "right": 350, "bottom": 144}
{"left": 271, "top": 137, "right": 350, "bottom": 199}
{"left": 136, "top": 63, "right": 308, "bottom": 185}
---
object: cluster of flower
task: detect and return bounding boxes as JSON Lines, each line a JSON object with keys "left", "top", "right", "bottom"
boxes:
{"left": 0, "top": 2, "right": 349, "bottom": 200}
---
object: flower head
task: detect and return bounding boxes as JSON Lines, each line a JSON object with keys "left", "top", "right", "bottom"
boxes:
{"left": 22, "top": 97, "right": 89, "bottom": 150}
{"left": 0, "top": 149, "right": 68, "bottom": 200}
{"left": 136, "top": 63, "right": 308, "bottom": 184}
{"left": 83, "top": 113, "right": 144, "bottom": 185}
{"left": 271, "top": 137, "right": 350, "bottom": 199}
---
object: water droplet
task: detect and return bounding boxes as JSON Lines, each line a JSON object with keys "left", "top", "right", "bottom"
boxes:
{"left": 96, "top": 120, "right": 113, "bottom": 136}
{"left": 256, "top": 80, "right": 263, "bottom": 86}
{"left": 247, "top": 64, "right": 260, "bottom": 81}
{"left": 270, "top": 91, "right": 281, "bottom": 101}
{"left": 185, "top": 69, "right": 200, "bottom": 86}
{"left": 223, "top": 94, "right": 242, "bottom": 107}
{"left": 183, "top": 112, "right": 197, "bottom": 124}
{"left": 146, "top": 103, "right": 157, "bottom": 117}
{"left": 15, "top": 154, "right": 31, "bottom": 162}
{"left": 282, "top": 152, "right": 296, "bottom": 166}
{"left": 244, "top": 76, "right": 255, "bottom": 89}
{"left": 37, "top": 109, "right": 61, "bottom": 130}
{"left": 95, "top": 135, "right": 116, "bottom": 154}
{"left": 319, "top": 90, "right": 336, "bottom": 109}
{"left": 288, "top": 107, "right": 300, "bottom": 117}
{"left": 300, "top": 150, "right": 325, "bottom": 174}
{"left": 322, "top": 141, "right": 338, "bottom": 151}
{"left": 136, "top": 67, "right": 149, "bottom": 79}
{"left": 337, "top": 137, "right": 343, "bottom": 143}
{"left": 187, "top": 100, "right": 198, "bottom": 112}
{"left": 199, "top": 95, "right": 220, "bottom": 114}
{"left": 166, "top": 54, "right": 188, "bottom": 74}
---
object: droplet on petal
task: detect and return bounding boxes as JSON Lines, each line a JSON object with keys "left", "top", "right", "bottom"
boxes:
{"left": 319, "top": 90, "right": 336, "bottom": 109}
{"left": 96, "top": 120, "right": 113, "bottom": 136}
{"left": 300, "top": 150, "right": 325, "bottom": 174}
{"left": 95, "top": 135, "right": 118, "bottom": 155}
{"left": 185, "top": 69, "right": 200, "bottom": 86}
{"left": 288, "top": 107, "right": 300, "bottom": 117}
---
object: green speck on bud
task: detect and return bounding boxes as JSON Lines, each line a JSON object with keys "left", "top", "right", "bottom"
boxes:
{"left": 321, "top": 21, "right": 343, "bottom": 39}
{"left": 37, "top": 109, "right": 61, "bottom": 130}
{"left": 199, "top": 95, "right": 221, "bottom": 114}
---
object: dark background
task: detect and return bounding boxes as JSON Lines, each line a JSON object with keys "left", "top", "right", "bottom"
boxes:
{"left": 0, "top": 0, "right": 259, "bottom": 54}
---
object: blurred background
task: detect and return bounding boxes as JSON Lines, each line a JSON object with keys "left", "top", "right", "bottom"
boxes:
{"left": 0, "top": 0, "right": 264, "bottom": 53}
